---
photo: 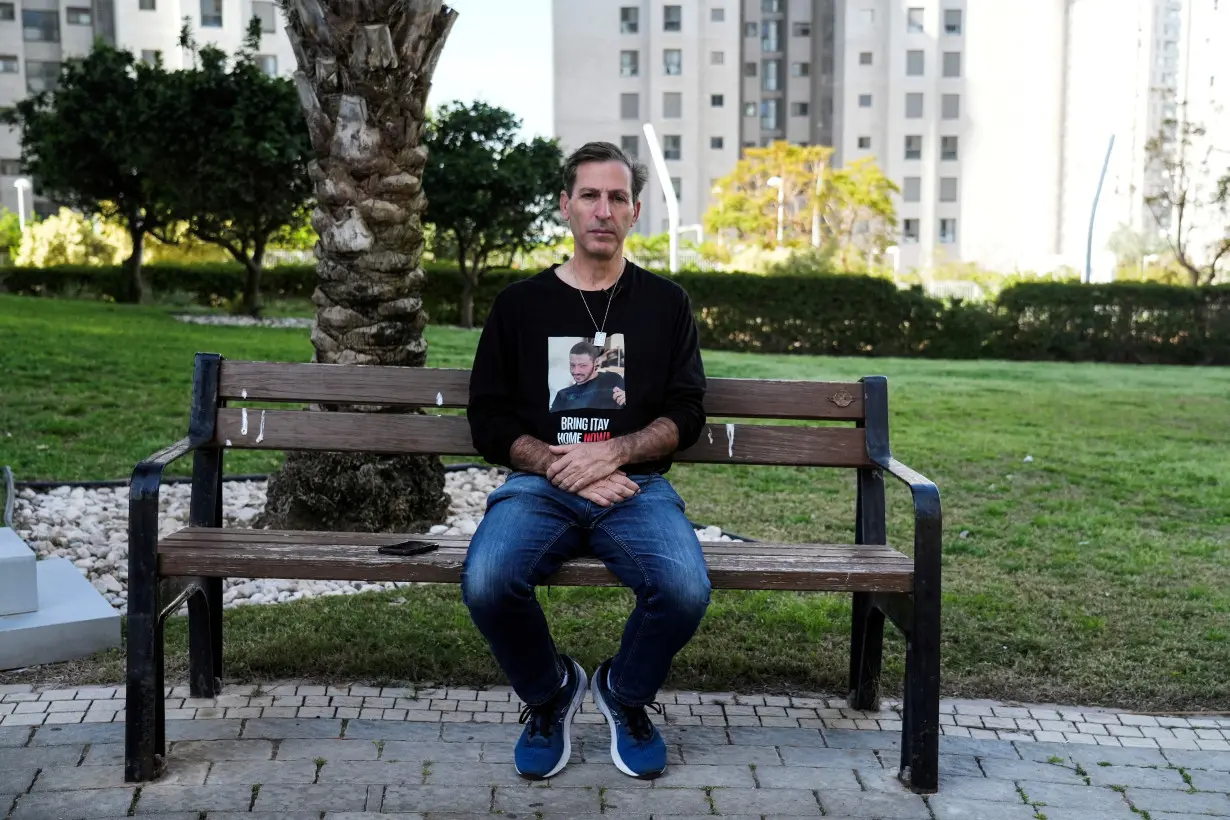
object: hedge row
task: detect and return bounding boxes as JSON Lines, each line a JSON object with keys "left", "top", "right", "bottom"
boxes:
{"left": 4, "top": 263, "right": 1229, "bottom": 364}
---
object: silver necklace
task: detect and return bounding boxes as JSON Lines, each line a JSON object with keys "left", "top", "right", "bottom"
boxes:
{"left": 573, "top": 260, "right": 624, "bottom": 347}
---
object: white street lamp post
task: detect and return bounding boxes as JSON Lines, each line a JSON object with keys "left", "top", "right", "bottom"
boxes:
{"left": 767, "top": 175, "right": 784, "bottom": 246}
{"left": 14, "top": 178, "right": 31, "bottom": 231}
{"left": 642, "top": 122, "right": 679, "bottom": 273}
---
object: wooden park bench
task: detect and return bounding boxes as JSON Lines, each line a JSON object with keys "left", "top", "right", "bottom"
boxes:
{"left": 125, "top": 353, "right": 942, "bottom": 792}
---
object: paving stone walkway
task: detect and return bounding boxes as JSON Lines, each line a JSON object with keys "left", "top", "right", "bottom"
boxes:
{"left": 1, "top": 682, "right": 1228, "bottom": 819}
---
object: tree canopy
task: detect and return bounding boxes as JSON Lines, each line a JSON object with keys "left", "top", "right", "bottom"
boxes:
{"left": 424, "top": 100, "right": 563, "bottom": 327}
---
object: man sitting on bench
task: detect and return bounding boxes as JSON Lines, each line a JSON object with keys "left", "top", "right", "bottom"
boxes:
{"left": 464, "top": 141, "right": 709, "bottom": 781}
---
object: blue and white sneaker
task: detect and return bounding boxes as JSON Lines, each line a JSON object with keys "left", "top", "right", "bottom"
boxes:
{"left": 514, "top": 655, "right": 587, "bottom": 780}
{"left": 591, "top": 658, "right": 667, "bottom": 779}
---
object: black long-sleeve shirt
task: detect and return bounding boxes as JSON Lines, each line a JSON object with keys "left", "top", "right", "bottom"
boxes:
{"left": 467, "top": 261, "right": 707, "bottom": 475}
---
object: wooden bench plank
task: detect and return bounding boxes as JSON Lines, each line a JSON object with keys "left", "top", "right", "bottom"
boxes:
{"left": 157, "top": 529, "right": 913, "bottom": 593}
{"left": 218, "top": 362, "right": 866, "bottom": 421}
{"left": 213, "top": 410, "right": 873, "bottom": 468}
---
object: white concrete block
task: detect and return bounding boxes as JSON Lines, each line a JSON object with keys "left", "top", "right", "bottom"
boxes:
{"left": 0, "top": 557, "right": 120, "bottom": 670}
{"left": 0, "top": 527, "right": 38, "bottom": 616}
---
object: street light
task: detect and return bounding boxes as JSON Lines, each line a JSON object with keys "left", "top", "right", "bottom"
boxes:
{"left": 885, "top": 245, "right": 900, "bottom": 283}
{"left": 766, "top": 175, "right": 784, "bottom": 245}
{"left": 13, "top": 178, "right": 31, "bottom": 231}
{"left": 642, "top": 122, "right": 679, "bottom": 273}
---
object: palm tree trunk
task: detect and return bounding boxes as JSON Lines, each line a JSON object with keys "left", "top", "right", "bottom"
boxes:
{"left": 261, "top": 0, "right": 458, "bottom": 533}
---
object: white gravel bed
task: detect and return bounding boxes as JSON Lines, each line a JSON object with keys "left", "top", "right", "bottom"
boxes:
{"left": 172, "top": 313, "right": 314, "bottom": 329}
{"left": 11, "top": 469, "right": 735, "bottom": 615}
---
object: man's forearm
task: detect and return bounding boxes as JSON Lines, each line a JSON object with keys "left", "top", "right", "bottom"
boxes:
{"left": 612, "top": 418, "right": 680, "bottom": 465}
{"left": 509, "top": 435, "right": 557, "bottom": 475}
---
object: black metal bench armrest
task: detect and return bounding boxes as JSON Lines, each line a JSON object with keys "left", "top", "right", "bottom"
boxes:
{"left": 130, "top": 437, "right": 200, "bottom": 566}
{"left": 875, "top": 456, "right": 942, "bottom": 574}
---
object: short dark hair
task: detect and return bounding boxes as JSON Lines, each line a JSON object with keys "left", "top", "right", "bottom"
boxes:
{"left": 563, "top": 141, "right": 649, "bottom": 203}
{"left": 569, "top": 341, "right": 601, "bottom": 359}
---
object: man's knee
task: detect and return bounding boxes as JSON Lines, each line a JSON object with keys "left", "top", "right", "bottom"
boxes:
{"left": 461, "top": 551, "right": 530, "bottom": 613}
{"left": 650, "top": 571, "right": 711, "bottom": 623}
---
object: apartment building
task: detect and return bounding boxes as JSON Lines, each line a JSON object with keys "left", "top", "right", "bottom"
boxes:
{"left": 556, "top": 0, "right": 1223, "bottom": 276}
{"left": 0, "top": 0, "right": 296, "bottom": 218}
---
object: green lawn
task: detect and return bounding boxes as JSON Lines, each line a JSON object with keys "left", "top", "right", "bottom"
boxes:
{"left": 2, "top": 294, "right": 1229, "bottom": 711}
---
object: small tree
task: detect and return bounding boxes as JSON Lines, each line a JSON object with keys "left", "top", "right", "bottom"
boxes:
{"left": 823, "top": 158, "right": 899, "bottom": 271}
{"left": 423, "top": 101, "right": 562, "bottom": 327}
{"left": 160, "top": 22, "right": 313, "bottom": 315}
{"left": 1144, "top": 101, "right": 1230, "bottom": 285}
{"left": 5, "top": 47, "right": 175, "bottom": 302}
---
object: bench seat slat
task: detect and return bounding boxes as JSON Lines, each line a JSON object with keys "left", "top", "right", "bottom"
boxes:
{"left": 158, "top": 528, "right": 913, "bottom": 593}
{"left": 218, "top": 362, "right": 866, "bottom": 421}
{"left": 213, "top": 410, "right": 873, "bottom": 468}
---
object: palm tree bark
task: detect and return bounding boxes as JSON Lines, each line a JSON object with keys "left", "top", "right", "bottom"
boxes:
{"left": 261, "top": 0, "right": 457, "bottom": 533}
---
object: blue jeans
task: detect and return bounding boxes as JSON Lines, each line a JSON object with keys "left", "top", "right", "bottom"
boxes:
{"left": 461, "top": 472, "right": 711, "bottom": 708}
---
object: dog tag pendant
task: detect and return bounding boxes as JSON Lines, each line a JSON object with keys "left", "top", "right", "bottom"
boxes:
{"left": 593, "top": 331, "right": 606, "bottom": 346}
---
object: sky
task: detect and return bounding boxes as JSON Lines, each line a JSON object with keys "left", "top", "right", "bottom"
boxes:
{"left": 427, "top": 0, "right": 555, "bottom": 139}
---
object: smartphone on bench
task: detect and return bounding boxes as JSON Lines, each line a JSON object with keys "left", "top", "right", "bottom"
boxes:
{"left": 377, "top": 540, "right": 440, "bottom": 557}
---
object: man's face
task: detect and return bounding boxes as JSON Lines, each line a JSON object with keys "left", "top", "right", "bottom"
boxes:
{"left": 569, "top": 353, "right": 597, "bottom": 384}
{"left": 560, "top": 160, "right": 641, "bottom": 260}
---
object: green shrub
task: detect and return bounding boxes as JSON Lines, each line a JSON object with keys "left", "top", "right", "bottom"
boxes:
{"left": 6, "top": 262, "right": 1229, "bottom": 364}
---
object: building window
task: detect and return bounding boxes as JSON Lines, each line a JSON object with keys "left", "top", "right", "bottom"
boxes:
{"left": 200, "top": 0, "right": 222, "bottom": 27}
{"left": 621, "top": 135, "right": 639, "bottom": 159}
{"left": 744, "top": 102, "right": 756, "bottom": 117}
{"left": 711, "top": 50, "right": 724, "bottom": 65}
{"left": 25, "top": 59, "right": 59, "bottom": 92}
{"left": 620, "top": 50, "right": 639, "bottom": 77}
{"left": 744, "top": 61, "right": 757, "bottom": 77}
{"left": 906, "top": 92, "right": 924, "bottom": 118}
{"left": 664, "top": 49, "right": 682, "bottom": 75}
{"left": 907, "top": 50, "right": 924, "bottom": 76}
{"left": 907, "top": 7, "right": 924, "bottom": 33}
{"left": 762, "top": 59, "right": 780, "bottom": 91}
{"left": 942, "top": 93, "right": 960, "bottom": 119}
{"left": 671, "top": 177, "right": 682, "bottom": 199}
{"left": 793, "top": 21, "right": 811, "bottom": 36}
{"left": 859, "top": 8, "right": 875, "bottom": 28}
{"left": 761, "top": 19, "right": 781, "bottom": 51}
{"left": 791, "top": 102, "right": 809, "bottom": 116}
{"left": 943, "top": 51, "right": 961, "bottom": 77}
{"left": 939, "top": 218, "right": 957, "bottom": 244}
{"left": 0, "top": 159, "right": 20, "bottom": 175}
{"left": 903, "top": 218, "right": 920, "bottom": 243}
{"left": 66, "top": 7, "right": 92, "bottom": 24}
{"left": 620, "top": 6, "right": 638, "bottom": 33}
{"left": 141, "top": 49, "right": 158, "bottom": 64}
{"left": 941, "top": 135, "right": 958, "bottom": 160}
{"left": 792, "top": 61, "right": 810, "bottom": 76}
{"left": 663, "top": 135, "right": 682, "bottom": 160}
{"left": 859, "top": 51, "right": 873, "bottom": 66}
{"left": 22, "top": 10, "right": 59, "bottom": 42}
{"left": 711, "top": 136, "right": 724, "bottom": 149}
{"left": 253, "top": 1, "right": 276, "bottom": 33}
{"left": 944, "top": 9, "right": 962, "bottom": 35}
{"left": 664, "top": 5, "right": 682, "bottom": 31}
{"left": 139, "top": 0, "right": 155, "bottom": 9}
{"left": 0, "top": 4, "right": 12, "bottom": 20}
{"left": 711, "top": 7, "right": 724, "bottom": 21}
{"left": 857, "top": 135, "right": 871, "bottom": 149}
{"left": 761, "top": 99, "right": 780, "bottom": 130}
{"left": 0, "top": 55, "right": 16, "bottom": 73}
{"left": 903, "top": 177, "right": 921, "bottom": 202}
{"left": 257, "top": 54, "right": 277, "bottom": 76}
{"left": 762, "top": 0, "right": 782, "bottom": 11}
{"left": 711, "top": 93, "right": 724, "bottom": 107}
{"left": 663, "top": 92, "right": 682, "bottom": 118}
{"left": 620, "top": 92, "right": 639, "bottom": 119}
{"left": 939, "top": 177, "right": 958, "bottom": 202}
{"left": 858, "top": 93, "right": 872, "bottom": 107}
{"left": 905, "top": 135, "right": 922, "bottom": 159}
{"left": 744, "top": 21, "right": 757, "bottom": 37}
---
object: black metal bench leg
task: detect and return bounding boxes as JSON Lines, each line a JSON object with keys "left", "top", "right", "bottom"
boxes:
{"left": 848, "top": 592, "right": 885, "bottom": 711}
{"left": 188, "top": 586, "right": 220, "bottom": 698}
{"left": 902, "top": 596, "right": 940, "bottom": 793}
{"left": 187, "top": 446, "right": 224, "bottom": 699}
{"left": 125, "top": 606, "right": 163, "bottom": 782}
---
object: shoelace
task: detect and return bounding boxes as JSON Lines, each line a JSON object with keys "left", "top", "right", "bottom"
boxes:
{"left": 518, "top": 701, "right": 557, "bottom": 739}
{"left": 620, "top": 701, "right": 664, "bottom": 742}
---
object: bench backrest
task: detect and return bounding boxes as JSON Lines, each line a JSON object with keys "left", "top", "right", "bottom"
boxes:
{"left": 195, "top": 357, "right": 890, "bottom": 468}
